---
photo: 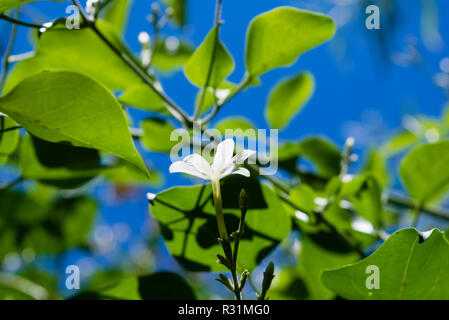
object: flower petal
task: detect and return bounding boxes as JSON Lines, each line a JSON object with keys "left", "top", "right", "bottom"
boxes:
{"left": 212, "top": 139, "right": 235, "bottom": 172}
{"left": 169, "top": 160, "right": 209, "bottom": 180}
{"left": 183, "top": 154, "right": 214, "bottom": 179}
{"left": 231, "top": 167, "right": 251, "bottom": 178}
{"left": 232, "top": 149, "right": 256, "bottom": 164}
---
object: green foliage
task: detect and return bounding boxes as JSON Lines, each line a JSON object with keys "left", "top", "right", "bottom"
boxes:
{"left": 0, "top": 114, "right": 19, "bottom": 165}
{"left": 266, "top": 72, "right": 315, "bottom": 129}
{"left": 245, "top": 7, "right": 335, "bottom": 77}
{"left": 0, "top": 191, "right": 96, "bottom": 258}
{"left": 162, "top": 0, "right": 186, "bottom": 26}
{"left": 149, "top": 175, "right": 291, "bottom": 272}
{"left": 184, "top": 26, "right": 234, "bottom": 87}
{"left": 76, "top": 272, "right": 196, "bottom": 300}
{"left": 0, "top": 71, "right": 148, "bottom": 175}
{"left": 152, "top": 39, "right": 193, "bottom": 72}
{"left": 322, "top": 228, "right": 449, "bottom": 299}
{"left": 400, "top": 140, "right": 449, "bottom": 204}
{"left": 140, "top": 117, "right": 177, "bottom": 153}
{"left": 102, "top": 0, "right": 133, "bottom": 35}
{"left": 0, "top": 0, "right": 62, "bottom": 13}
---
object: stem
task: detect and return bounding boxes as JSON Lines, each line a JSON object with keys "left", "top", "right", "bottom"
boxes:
{"left": 0, "top": 9, "right": 19, "bottom": 93}
{"left": 193, "top": 0, "right": 223, "bottom": 121}
{"left": 201, "top": 74, "right": 252, "bottom": 125}
{"left": 0, "top": 13, "right": 43, "bottom": 29}
{"left": 211, "top": 179, "right": 228, "bottom": 242}
{"left": 412, "top": 202, "right": 423, "bottom": 228}
{"left": 71, "top": 0, "right": 192, "bottom": 128}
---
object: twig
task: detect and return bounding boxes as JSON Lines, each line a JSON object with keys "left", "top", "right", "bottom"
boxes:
{"left": 71, "top": 0, "right": 192, "bottom": 128}
{"left": 0, "top": 13, "right": 43, "bottom": 29}
{"left": 201, "top": 74, "right": 253, "bottom": 125}
{"left": 0, "top": 125, "right": 22, "bottom": 133}
{"left": 0, "top": 10, "right": 19, "bottom": 93}
{"left": 193, "top": 0, "right": 223, "bottom": 120}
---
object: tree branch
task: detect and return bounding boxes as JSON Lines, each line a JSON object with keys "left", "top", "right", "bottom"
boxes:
{"left": 0, "top": 10, "right": 20, "bottom": 93}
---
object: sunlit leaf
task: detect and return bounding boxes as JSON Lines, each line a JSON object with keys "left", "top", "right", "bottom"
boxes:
{"left": 382, "top": 131, "right": 419, "bottom": 156}
{"left": 140, "top": 117, "right": 178, "bottom": 153}
{"left": 298, "top": 137, "right": 342, "bottom": 178}
{"left": 0, "top": 71, "right": 148, "bottom": 175}
{"left": 101, "top": 0, "right": 133, "bottom": 35}
{"left": 245, "top": 7, "right": 335, "bottom": 76}
{"left": 0, "top": 114, "right": 19, "bottom": 165}
{"left": 184, "top": 26, "right": 234, "bottom": 87}
{"left": 162, "top": 0, "right": 186, "bottom": 26}
{"left": 215, "top": 117, "right": 255, "bottom": 136}
{"left": 0, "top": 0, "right": 62, "bottom": 13}
{"left": 322, "top": 228, "right": 449, "bottom": 299}
{"left": 266, "top": 72, "right": 315, "bottom": 129}
{"left": 152, "top": 38, "right": 193, "bottom": 72}
{"left": 400, "top": 140, "right": 449, "bottom": 204}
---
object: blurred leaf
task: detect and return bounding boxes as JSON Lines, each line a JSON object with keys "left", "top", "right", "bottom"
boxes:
{"left": 298, "top": 137, "right": 342, "bottom": 178}
{"left": 215, "top": 117, "right": 255, "bottom": 136}
{"left": 140, "top": 117, "right": 177, "bottom": 153}
{"left": 0, "top": 71, "right": 148, "bottom": 175}
{"left": 76, "top": 272, "right": 196, "bottom": 300}
{"left": 104, "top": 160, "right": 162, "bottom": 186}
{"left": 341, "top": 175, "right": 383, "bottom": 229}
{"left": 0, "top": 114, "right": 19, "bottom": 165}
{"left": 162, "top": 0, "right": 186, "bottom": 26}
{"left": 362, "top": 150, "right": 389, "bottom": 188}
{"left": 184, "top": 26, "right": 234, "bottom": 87}
{"left": 382, "top": 130, "right": 419, "bottom": 156}
{"left": 149, "top": 175, "right": 291, "bottom": 272}
{"left": 0, "top": 191, "right": 96, "bottom": 257}
{"left": 400, "top": 140, "right": 449, "bottom": 204}
{"left": 322, "top": 228, "right": 449, "bottom": 299}
{"left": 0, "top": 0, "right": 62, "bottom": 12}
{"left": 119, "top": 83, "right": 166, "bottom": 112}
{"left": 20, "top": 135, "right": 103, "bottom": 189}
{"left": 266, "top": 72, "right": 314, "bottom": 129}
{"left": 245, "top": 7, "right": 335, "bottom": 77}
{"left": 101, "top": 0, "right": 133, "bottom": 35}
{"left": 153, "top": 38, "right": 193, "bottom": 72}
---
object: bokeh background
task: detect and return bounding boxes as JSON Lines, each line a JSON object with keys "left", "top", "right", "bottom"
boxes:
{"left": 0, "top": 0, "right": 448, "bottom": 298}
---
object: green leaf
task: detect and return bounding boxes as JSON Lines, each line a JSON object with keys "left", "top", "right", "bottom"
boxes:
{"left": 76, "top": 272, "right": 196, "bottom": 300}
{"left": 298, "top": 137, "right": 342, "bottom": 178}
{"left": 0, "top": 0, "right": 62, "bottom": 13}
{"left": 0, "top": 71, "right": 148, "bottom": 175}
{"left": 381, "top": 130, "right": 419, "bottom": 156}
{"left": 149, "top": 175, "right": 291, "bottom": 272}
{"left": 362, "top": 150, "right": 389, "bottom": 188}
{"left": 400, "top": 140, "right": 449, "bottom": 204}
{"left": 119, "top": 84, "right": 166, "bottom": 112}
{"left": 0, "top": 114, "right": 19, "bottom": 165}
{"left": 162, "top": 0, "right": 186, "bottom": 26}
{"left": 322, "top": 228, "right": 449, "bottom": 299}
{"left": 4, "top": 20, "right": 144, "bottom": 95}
{"left": 152, "top": 38, "right": 193, "bottom": 72}
{"left": 341, "top": 175, "right": 383, "bottom": 229}
{"left": 140, "top": 117, "right": 177, "bottom": 153}
{"left": 300, "top": 231, "right": 359, "bottom": 299}
{"left": 20, "top": 135, "right": 103, "bottom": 189}
{"left": 266, "top": 72, "right": 315, "bottom": 129}
{"left": 184, "top": 26, "right": 234, "bottom": 87}
{"left": 245, "top": 7, "right": 335, "bottom": 77}
{"left": 103, "top": 160, "right": 162, "bottom": 186}
{"left": 0, "top": 191, "right": 96, "bottom": 258}
{"left": 101, "top": 0, "right": 133, "bottom": 35}
{"left": 215, "top": 117, "right": 255, "bottom": 136}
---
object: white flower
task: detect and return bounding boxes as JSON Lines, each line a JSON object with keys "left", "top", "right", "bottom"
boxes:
{"left": 169, "top": 139, "right": 255, "bottom": 182}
